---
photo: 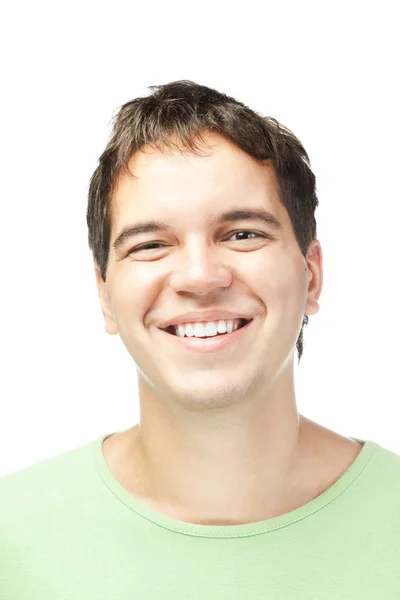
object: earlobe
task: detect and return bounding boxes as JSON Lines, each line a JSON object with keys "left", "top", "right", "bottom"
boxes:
{"left": 94, "top": 263, "right": 118, "bottom": 335}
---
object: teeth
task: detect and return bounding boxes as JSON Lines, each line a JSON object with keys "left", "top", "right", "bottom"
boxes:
{"left": 217, "top": 320, "right": 227, "bottom": 334}
{"left": 178, "top": 323, "right": 194, "bottom": 337}
{"left": 198, "top": 322, "right": 216, "bottom": 337}
{"left": 176, "top": 319, "right": 240, "bottom": 338}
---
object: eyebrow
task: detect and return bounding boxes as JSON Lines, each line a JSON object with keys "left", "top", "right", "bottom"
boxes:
{"left": 112, "top": 207, "right": 283, "bottom": 254}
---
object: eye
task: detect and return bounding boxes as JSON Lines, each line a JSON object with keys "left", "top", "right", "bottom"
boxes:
{"left": 225, "top": 230, "right": 268, "bottom": 242}
{"left": 127, "top": 231, "right": 269, "bottom": 255}
{"left": 128, "top": 242, "right": 166, "bottom": 254}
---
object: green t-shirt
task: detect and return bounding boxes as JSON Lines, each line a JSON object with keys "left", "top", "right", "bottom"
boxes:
{"left": 1, "top": 432, "right": 399, "bottom": 599}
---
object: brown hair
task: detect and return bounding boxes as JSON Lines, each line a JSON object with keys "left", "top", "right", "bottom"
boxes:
{"left": 87, "top": 80, "right": 319, "bottom": 364}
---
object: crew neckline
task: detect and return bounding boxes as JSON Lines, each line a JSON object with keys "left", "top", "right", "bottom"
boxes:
{"left": 92, "top": 432, "right": 379, "bottom": 538}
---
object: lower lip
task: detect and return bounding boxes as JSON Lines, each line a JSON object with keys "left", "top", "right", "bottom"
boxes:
{"left": 158, "top": 319, "right": 254, "bottom": 353}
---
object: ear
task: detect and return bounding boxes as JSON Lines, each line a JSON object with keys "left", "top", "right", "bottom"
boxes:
{"left": 304, "top": 240, "right": 323, "bottom": 317}
{"left": 94, "top": 263, "right": 118, "bottom": 335}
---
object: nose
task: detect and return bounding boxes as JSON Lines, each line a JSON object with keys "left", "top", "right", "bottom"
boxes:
{"left": 168, "top": 240, "right": 232, "bottom": 296}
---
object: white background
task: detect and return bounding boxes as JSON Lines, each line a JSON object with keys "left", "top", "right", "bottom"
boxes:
{"left": 1, "top": 1, "right": 399, "bottom": 474}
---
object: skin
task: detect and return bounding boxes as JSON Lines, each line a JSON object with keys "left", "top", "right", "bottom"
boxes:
{"left": 95, "top": 132, "right": 362, "bottom": 526}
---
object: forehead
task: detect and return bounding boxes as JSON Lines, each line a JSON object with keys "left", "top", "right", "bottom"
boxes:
{"left": 111, "top": 133, "right": 287, "bottom": 228}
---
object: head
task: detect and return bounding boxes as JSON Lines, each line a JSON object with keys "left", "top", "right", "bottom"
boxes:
{"left": 87, "top": 80, "right": 322, "bottom": 410}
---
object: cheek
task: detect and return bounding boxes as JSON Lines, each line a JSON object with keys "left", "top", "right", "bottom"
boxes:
{"left": 249, "top": 255, "right": 305, "bottom": 312}
{"left": 114, "top": 265, "right": 167, "bottom": 327}
{"left": 244, "top": 256, "right": 292, "bottom": 298}
{"left": 109, "top": 268, "right": 143, "bottom": 316}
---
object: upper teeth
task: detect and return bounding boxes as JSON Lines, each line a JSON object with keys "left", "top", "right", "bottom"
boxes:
{"left": 175, "top": 319, "right": 242, "bottom": 338}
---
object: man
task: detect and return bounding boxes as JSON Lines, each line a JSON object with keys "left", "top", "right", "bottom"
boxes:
{"left": 1, "top": 80, "right": 399, "bottom": 598}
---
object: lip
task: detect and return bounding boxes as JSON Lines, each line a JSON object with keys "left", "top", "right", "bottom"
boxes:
{"left": 157, "top": 318, "right": 254, "bottom": 353}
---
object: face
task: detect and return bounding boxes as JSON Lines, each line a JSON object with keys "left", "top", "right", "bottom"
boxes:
{"left": 95, "top": 133, "right": 322, "bottom": 410}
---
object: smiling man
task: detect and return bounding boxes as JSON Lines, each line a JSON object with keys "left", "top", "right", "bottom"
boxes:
{"left": 96, "top": 123, "right": 359, "bottom": 525}
{"left": 1, "top": 80, "right": 400, "bottom": 599}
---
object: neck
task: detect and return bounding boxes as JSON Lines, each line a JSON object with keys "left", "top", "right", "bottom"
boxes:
{"left": 124, "top": 371, "right": 313, "bottom": 525}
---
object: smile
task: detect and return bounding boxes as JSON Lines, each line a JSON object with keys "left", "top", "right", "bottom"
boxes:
{"left": 158, "top": 318, "right": 254, "bottom": 353}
